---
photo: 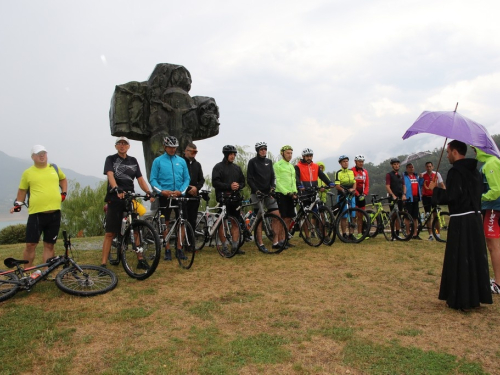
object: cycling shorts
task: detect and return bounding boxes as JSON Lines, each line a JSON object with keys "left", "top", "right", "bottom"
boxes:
{"left": 275, "top": 193, "right": 296, "bottom": 219}
{"left": 26, "top": 211, "right": 61, "bottom": 244}
{"left": 421, "top": 196, "right": 435, "bottom": 213}
{"left": 355, "top": 195, "right": 366, "bottom": 209}
{"left": 251, "top": 194, "right": 278, "bottom": 213}
{"left": 483, "top": 210, "right": 500, "bottom": 239}
{"left": 105, "top": 200, "right": 127, "bottom": 234}
{"left": 405, "top": 198, "right": 420, "bottom": 221}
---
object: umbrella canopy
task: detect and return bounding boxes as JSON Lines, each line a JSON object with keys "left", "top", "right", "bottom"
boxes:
{"left": 402, "top": 110, "right": 500, "bottom": 158}
{"left": 401, "top": 151, "right": 432, "bottom": 165}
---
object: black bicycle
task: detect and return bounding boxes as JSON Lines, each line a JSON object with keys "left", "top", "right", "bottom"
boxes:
{"left": 107, "top": 192, "right": 161, "bottom": 280}
{"left": 329, "top": 190, "right": 370, "bottom": 243}
{"left": 0, "top": 231, "right": 117, "bottom": 302}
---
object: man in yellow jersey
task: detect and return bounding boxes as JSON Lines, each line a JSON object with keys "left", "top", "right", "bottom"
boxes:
{"left": 10, "top": 145, "right": 68, "bottom": 266}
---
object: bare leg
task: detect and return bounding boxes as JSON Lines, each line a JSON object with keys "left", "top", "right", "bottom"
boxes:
{"left": 23, "top": 243, "right": 38, "bottom": 267}
{"left": 486, "top": 237, "right": 500, "bottom": 284}
{"left": 101, "top": 232, "right": 115, "bottom": 265}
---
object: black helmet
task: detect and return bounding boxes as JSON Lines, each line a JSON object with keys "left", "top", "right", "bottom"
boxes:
{"left": 222, "top": 145, "right": 237, "bottom": 157}
{"left": 163, "top": 136, "right": 179, "bottom": 147}
{"left": 390, "top": 158, "right": 400, "bottom": 164}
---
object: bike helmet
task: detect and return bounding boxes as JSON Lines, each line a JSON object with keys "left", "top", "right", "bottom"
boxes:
{"left": 354, "top": 154, "right": 365, "bottom": 161}
{"left": 255, "top": 141, "right": 267, "bottom": 151}
{"left": 390, "top": 158, "right": 400, "bottom": 164}
{"left": 338, "top": 155, "right": 349, "bottom": 163}
{"left": 222, "top": 145, "right": 237, "bottom": 157}
{"left": 280, "top": 145, "right": 293, "bottom": 153}
{"left": 302, "top": 148, "right": 314, "bottom": 156}
{"left": 163, "top": 136, "right": 179, "bottom": 147}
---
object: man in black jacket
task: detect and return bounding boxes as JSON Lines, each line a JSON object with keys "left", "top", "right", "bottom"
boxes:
{"left": 183, "top": 142, "right": 205, "bottom": 232}
{"left": 212, "top": 145, "right": 246, "bottom": 254}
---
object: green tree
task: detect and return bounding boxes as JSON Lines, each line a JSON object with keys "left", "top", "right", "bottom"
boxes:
{"left": 60, "top": 180, "right": 107, "bottom": 237}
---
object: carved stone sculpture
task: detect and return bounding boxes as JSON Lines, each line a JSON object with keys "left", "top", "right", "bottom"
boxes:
{"left": 110, "top": 63, "right": 220, "bottom": 178}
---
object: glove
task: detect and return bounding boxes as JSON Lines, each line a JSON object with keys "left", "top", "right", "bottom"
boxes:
{"left": 329, "top": 183, "right": 335, "bottom": 188}
{"left": 358, "top": 195, "right": 365, "bottom": 201}
{"left": 13, "top": 201, "right": 23, "bottom": 212}
{"left": 61, "top": 192, "right": 67, "bottom": 202}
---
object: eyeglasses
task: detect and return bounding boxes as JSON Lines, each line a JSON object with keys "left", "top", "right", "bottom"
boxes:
{"left": 186, "top": 149, "right": 198, "bottom": 154}
{"left": 116, "top": 142, "right": 129, "bottom": 146}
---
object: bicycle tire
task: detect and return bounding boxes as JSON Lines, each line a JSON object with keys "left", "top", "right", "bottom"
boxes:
{"left": 0, "top": 271, "right": 19, "bottom": 302}
{"left": 365, "top": 209, "right": 379, "bottom": 238}
{"left": 215, "top": 215, "right": 241, "bottom": 258}
{"left": 194, "top": 214, "right": 208, "bottom": 251}
{"left": 299, "top": 211, "right": 325, "bottom": 247}
{"left": 175, "top": 221, "right": 196, "bottom": 269}
{"left": 55, "top": 265, "right": 118, "bottom": 296}
{"left": 318, "top": 206, "right": 336, "bottom": 246}
{"left": 381, "top": 212, "right": 392, "bottom": 241}
{"left": 391, "top": 211, "right": 414, "bottom": 241}
{"left": 108, "top": 234, "right": 121, "bottom": 266}
{"left": 121, "top": 219, "right": 161, "bottom": 280}
{"left": 335, "top": 207, "right": 369, "bottom": 243}
{"left": 432, "top": 211, "right": 450, "bottom": 243}
{"left": 254, "top": 213, "right": 288, "bottom": 254}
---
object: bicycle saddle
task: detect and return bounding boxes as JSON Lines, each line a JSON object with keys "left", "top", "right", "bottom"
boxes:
{"left": 4, "top": 257, "right": 29, "bottom": 268}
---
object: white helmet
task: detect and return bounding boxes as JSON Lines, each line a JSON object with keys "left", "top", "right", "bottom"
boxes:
{"left": 354, "top": 154, "right": 365, "bottom": 161}
{"left": 302, "top": 148, "right": 314, "bottom": 156}
{"left": 163, "top": 136, "right": 179, "bottom": 147}
{"left": 255, "top": 141, "right": 267, "bottom": 151}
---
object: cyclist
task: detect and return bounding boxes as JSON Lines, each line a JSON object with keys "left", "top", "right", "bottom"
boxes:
{"left": 212, "top": 145, "right": 246, "bottom": 255}
{"left": 183, "top": 142, "right": 205, "bottom": 234}
{"left": 150, "top": 136, "right": 191, "bottom": 261}
{"left": 10, "top": 145, "right": 67, "bottom": 267}
{"left": 419, "top": 161, "right": 445, "bottom": 240}
{"left": 317, "top": 162, "right": 328, "bottom": 203}
{"left": 385, "top": 158, "right": 406, "bottom": 239}
{"left": 274, "top": 145, "right": 298, "bottom": 248}
{"left": 101, "top": 137, "right": 153, "bottom": 268}
{"left": 247, "top": 141, "right": 285, "bottom": 252}
{"left": 351, "top": 154, "right": 369, "bottom": 237}
{"left": 335, "top": 155, "right": 358, "bottom": 240}
{"left": 403, "top": 163, "right": 423, "bottom": 240}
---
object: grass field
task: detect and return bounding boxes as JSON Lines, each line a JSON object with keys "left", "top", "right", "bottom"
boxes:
{"left": 1, "top": 235, "right": 499, "bottom": 374}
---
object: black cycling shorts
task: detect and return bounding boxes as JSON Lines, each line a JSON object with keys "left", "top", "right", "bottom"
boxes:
{"left": 276, "top": 193, "right": 296, "bottom": 219}
{"left": 26, "top": 211, "right": 61, "bottom": 244}
{"left": 105, "top": 200, "right": 127, "bottom": 234}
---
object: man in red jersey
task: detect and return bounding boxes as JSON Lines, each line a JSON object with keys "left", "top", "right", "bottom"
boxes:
{"left": 351, "top": 155, "right": 369, "bottom": 235}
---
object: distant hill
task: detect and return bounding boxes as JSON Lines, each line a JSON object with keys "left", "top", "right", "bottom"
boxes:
{"left": 0, "top": 150, "right": 104, "bottom": 220}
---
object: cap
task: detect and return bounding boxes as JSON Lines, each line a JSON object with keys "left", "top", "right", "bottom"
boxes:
{"left": 115, "top": 136, "right": 130, "bottom": 145}
{"left": 31, "top": 145, "right": 47, "bottom": 155}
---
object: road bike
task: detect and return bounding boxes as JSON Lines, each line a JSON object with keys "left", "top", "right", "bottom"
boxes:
{"left": 145, "top": 193, "right": 199, "bottom": 269}
{"left": 0, "top": 231, "right": 117, "bottom": 302}
{"left": 286, "top": 193, "right": 325, "bottom": 247}
{"left": 194, "top": 191, "right": 242, "bottom": 258}
{"left": 328, "top": 190, "right": 370, "bottom": 243}
{"left": 235, "top": 192, "right": 288, "bottom": 254}
{"left": 413, "top": 205, "right": 450, "bottom": 243}
{"left": 107, "top": 192, "right": 161, "bottom": 280}
{"left": 365, "top": 194, "right": 414, "bottom": 241}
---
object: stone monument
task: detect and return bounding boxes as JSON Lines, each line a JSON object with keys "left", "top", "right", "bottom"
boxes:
{"left": 109, "top": 63, "right": 220, "bottom": 178}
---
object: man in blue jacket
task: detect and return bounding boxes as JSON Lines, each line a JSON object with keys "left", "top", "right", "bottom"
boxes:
{"left": 150, "top": 136, "right": 190, "bottom": 261}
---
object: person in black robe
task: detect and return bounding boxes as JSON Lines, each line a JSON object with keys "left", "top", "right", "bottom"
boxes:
{"left": 430, "top": 140, "right": 492, "bottom": 310}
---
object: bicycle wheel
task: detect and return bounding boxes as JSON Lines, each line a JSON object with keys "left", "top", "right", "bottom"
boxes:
{"left": 108, "top": 234, "right": 121, "bottom": 266}
{"left": 299, "top": 211, "right": 325, "bottom": 247}
{"left": 391, "top": 211, "right": 414, "bottom": 241}
{"left": 0, "top": 271, "right": 19, "bottom": 302}
{"left": 215, "top": 215, "right": 241, "bottom": 258}
{"left": 175, "top": 221, "right": 196, "bottom": 269}
{"left": 55, "top": 265, "right": 118, "bottom": 296}
{"left": 121, "top": 219, "right": 161, "bottom": 280}
{"left": 334, "top": 207, "right": 369, "bottom": 243}
{"left": 432, "top": 211, "right": 450, "bottom": 243}
{"left": 254, "top": 213, "right": 288, "bottom": 254}
{"left": 194, "top": 214, "right": 208, "bottom": 251}
{"left": 365, "top": 209, "right": 379, "bottom": 238}
{"left": 318, "top": 206, "right": 336, "bottom": 246}
{"left": 381, "top": 212, "right": 392, "bottom": 241}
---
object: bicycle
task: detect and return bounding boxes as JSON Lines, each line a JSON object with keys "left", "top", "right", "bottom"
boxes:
{"left": 301, "top": 187, "right": 336, "bottom": 246}
{"left": 0, "top": 230, "right": 117, "bottom": 302}
{"left": 365, "top": 194, "right": 414, "bottom": 241}
{"left": 146, "top": 192, "right": 199, "bottom": 269}
{"left": 235, "top": 192, "right": 288, "bottom": 254}
{"left": 194, "top": 191, "right": 242, "bottom": 258}
{"left": 286, "top": 192, "right": 325, "bottom": 247}
{"left": 328, "top": 190, "right": 370, "bottom": 243}
{"left": 107, "top": 192, "right": 161, "bottom": 280}
{"left": 414, "top": 205, "right": 450, "bottom": 243}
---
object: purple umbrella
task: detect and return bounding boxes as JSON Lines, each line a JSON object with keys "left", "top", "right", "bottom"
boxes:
{"left": 402, "top": 109, "right": 500, "bottom": 158}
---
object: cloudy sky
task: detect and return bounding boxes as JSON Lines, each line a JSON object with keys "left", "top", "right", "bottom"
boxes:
{"left": 1, "top": 0, "right": 500, "bottom": 178}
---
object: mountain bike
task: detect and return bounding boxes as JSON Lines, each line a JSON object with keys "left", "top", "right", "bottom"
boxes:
{"left": 146, "top": 193, "right": 199, "bottom": 269}
{"left": 329, "top": 190, "right": 370, "bottom": 243}
{"left": 194, "top": 191, "right": 242, "bottom": 258}
{"left": 107, "top": 192, "right": 161, "bottom": 280}
{"left": 235, "top": 192, "right": 288, "bottom": 254}
{"left": 286, "top": 193, "right": 325, "bottom": 247}
{"left": 301, "top": 187, "right": 336, "bottom": 246}
{"left": 0, "top": 231, "right": 117, "bottom": 302}
{"left": 366, "top": 194, "right": 414, "bottom": 241}
{"left": 413, "top": 206, "right": 450, "bottom": 242}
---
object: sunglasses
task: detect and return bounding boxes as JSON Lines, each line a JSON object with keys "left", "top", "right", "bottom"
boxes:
{"left": 116, "top": 142, "right": 129, "bottom": 146}
{"left": 186, "top": 149, "right": 198, "bottom": 154}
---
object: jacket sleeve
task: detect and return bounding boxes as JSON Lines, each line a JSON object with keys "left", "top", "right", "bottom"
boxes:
{"left": 363, "top": 172, "right": 370, "bottom": 196}
{"left": 247, "top": 159, "right": 258, "bottom": 192}
{"left": 149, "top": 158, "right": 161, "bottom": 193}
{"left": 238, "top": 166, "right": 246, "bottom": 190}
{"left": 319, "top": 170, "right": 332, "bottom": 185}
{"left": 482, "top": 160, "right": 500, "bottom": 202}
{"left": 294, "top": 165, "right": 302, "bottom": 188}
{"left": 196, "top": 163, "right": 205, "bottom": 191}
{"left": 212, "top": 163, "right": 230, "bottom": 191}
